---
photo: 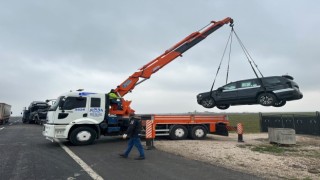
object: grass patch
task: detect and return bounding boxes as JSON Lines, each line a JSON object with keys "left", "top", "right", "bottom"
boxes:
{"left": 251, "top": 144, "right": 286, "bottom": 154}
{"left": 301, "top": 150, "right": 320, "bottom": 158}
{"left": 250, "top": 144, "right": 299, "bottom": 154}
{"left": 227, "top": 113, "right": 260, "bottom": 133}
{"left": 237, "top": 144, "right": 253, "bottom": 148}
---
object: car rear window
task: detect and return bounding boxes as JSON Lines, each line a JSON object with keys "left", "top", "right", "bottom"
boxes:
{"left": 263, "top": 77, "right": 282, "bottom": 84}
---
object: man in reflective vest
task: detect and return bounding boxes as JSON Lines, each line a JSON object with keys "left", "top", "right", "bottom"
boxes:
{"left": 108, "top": 89, "right": 122, "bottom": 110}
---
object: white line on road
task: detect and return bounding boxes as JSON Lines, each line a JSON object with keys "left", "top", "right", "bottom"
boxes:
{"left": 55, "top": 139, "right": 104, "bottom": 180}
{"left": 0, "top": 127, "right": 4, "bottom": 131}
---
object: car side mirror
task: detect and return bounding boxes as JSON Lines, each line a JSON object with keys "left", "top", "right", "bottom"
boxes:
{"left": 218, "top": 87, "right": 223, "bottom": 92}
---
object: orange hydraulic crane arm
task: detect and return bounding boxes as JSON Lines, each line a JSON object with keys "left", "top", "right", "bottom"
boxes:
{"left": 115, "top": 17, "right": 233, "bottom": 97}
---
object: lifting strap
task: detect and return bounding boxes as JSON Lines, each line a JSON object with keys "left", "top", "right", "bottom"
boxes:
{"left": 210, "top": 26, "right": 265, "bottom": 93}
{"left": 210, "top": 28, "right": 234, "bottom": 92}
{"left": 225, "top": 27, "right": 234, "bottom": 84}
{"left": 233, "top": 30, "right": 264, "bottom": 78}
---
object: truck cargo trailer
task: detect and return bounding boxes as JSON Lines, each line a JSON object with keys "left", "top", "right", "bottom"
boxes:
{"left": 0, "top": 103, "right": 11, "bottom": 124}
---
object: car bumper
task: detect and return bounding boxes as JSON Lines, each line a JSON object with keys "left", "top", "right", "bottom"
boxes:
{"left": 273, "top": 88, "right": 303, "bottom": 101}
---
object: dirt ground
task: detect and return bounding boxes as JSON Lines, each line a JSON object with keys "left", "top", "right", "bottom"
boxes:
{"left": 155, "top": 133, "right": 320, "bottom": 180}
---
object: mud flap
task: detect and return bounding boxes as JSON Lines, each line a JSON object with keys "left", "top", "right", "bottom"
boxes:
{"left": 213, "top": 123, "right": 229, "bottom": 136}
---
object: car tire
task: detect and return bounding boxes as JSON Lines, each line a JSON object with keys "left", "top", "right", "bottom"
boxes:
{"left": 169, "top": 125, "right": 188, "bottom": 140}
{"left": 69, "top": 127, "right": 97, "bottom": 146}
{"left": 190, "top": 126, "right": 207, "bottom": 140}
{"left": 257, "top": 93, "right": 276, "bottom": 106}
{"left": 201, "top": 97, "right": 215, "bottom": 108}
{"left": 217, "top": 104, "right": 230, "bottom": 110}
{"left": 273, "top": 100, "right": 286, "bottom": 107}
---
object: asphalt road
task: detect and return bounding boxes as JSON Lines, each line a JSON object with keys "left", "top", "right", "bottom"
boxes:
{"left": 0, "top": 117, "right": 261, "bottom": 180}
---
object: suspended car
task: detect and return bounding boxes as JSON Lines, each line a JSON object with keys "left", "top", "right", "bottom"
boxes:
{"left": 197, "top": 75, "right": 303, "bottom": 110}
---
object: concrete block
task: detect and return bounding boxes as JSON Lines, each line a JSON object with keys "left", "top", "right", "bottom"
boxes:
{"left": 268, "top": 128, "right": 296, "bottom": 145}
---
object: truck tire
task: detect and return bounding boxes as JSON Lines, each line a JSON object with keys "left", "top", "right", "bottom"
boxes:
{"left": 69, "top": 127, "right": 97, "bottom": 146}
{"left": 169, "top": 125, "right": 188, "bottom": 140}
{"left": 190, "top": 126, "right": 207, "bottom": 140}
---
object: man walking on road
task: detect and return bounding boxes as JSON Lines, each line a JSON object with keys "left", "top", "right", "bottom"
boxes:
{"left": 119, "top": 116, "right": 145, "bottom": 160}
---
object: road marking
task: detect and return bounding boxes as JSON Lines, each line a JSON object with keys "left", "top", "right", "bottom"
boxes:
{"left": 55, "top": 139, "right": 104, "bottom": 180}
{"left": 9, "top": 123, "right": 13, "bottom": 126}
{"left": 0, "top": 127, "right": 4, "bottom": 131}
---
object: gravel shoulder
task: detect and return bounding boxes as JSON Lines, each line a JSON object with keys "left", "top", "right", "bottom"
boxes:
{"left": 155, "top": 133, "right": 320, "bottom": 180}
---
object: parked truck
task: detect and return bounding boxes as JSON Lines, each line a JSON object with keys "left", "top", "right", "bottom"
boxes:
{"left": 0, "top": 103, "right": 11, "bottom": 124}
{"left": 43, "top": 17, "right": 234, "bottom": 145}
{"left": 23, "top": 101, "right": 50, "bottom": 125}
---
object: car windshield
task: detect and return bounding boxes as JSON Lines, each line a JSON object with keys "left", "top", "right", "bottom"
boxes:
{"left": 48, "top": 96, "right": 64, "bottom": 111}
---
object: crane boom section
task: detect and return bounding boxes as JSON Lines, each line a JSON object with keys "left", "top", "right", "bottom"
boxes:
{"left": 115, "top": 17, "right": 233, "bottom": 97}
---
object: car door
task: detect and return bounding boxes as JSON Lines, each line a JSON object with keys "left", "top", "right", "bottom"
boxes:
{"left": 215, "top": 82, "right": 238, "bottom": 103}
{"left": 237, "top": 79, "right": 261, "bottom": 103}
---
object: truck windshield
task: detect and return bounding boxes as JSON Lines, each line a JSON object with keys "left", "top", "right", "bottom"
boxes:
{"left": 48, "top": 96, "right": 64, "bottom": 111}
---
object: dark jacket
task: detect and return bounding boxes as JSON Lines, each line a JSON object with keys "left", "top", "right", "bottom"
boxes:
{"left": 126, "top": 117, "right": 142, "bottom": 138}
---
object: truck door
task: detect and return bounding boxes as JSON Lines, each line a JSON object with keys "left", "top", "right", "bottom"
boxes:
{"left": 88, "top": 97, "right": 104, "bottom": 123}
{"left": 55, "top": 96, "right": 88, "bottom": 124}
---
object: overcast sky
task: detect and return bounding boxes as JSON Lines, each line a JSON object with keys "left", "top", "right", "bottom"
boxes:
{"left": 1, "top": 0, "right": 319, "bottom": 116}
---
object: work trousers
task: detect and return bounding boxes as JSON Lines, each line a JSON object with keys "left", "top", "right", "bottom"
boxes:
{"left": 124, "top": 137, "right": 145, "bottom": 157}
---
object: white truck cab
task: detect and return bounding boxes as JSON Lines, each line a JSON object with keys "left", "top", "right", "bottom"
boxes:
{"left": 43, "top": 91, "right": 128, "bottom": 145}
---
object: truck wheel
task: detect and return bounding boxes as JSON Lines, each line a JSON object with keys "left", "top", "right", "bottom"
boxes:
{"left": 190, "top": 126, "right": 207, "bottom": 140}
{"left": 69, "top": 127, "right": 97, "bottom": 146}
{"left": 169, "top": 125, "right": 188, "bottom": 140}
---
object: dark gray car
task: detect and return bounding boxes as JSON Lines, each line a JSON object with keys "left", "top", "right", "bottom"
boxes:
{"left": 197, "top": 75, "right": 303, "bottom": 110}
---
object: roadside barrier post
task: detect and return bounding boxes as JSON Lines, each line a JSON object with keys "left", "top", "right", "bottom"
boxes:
{"left": 237, "top": 123, "right": 244, "bottom": 142}
{"left": 145, "top": 120, "right": 155, "bottom": 150}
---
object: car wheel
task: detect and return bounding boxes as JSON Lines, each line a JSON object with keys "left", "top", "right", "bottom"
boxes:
{"left": 201, "top": 97, "right": 215, "bottom": 108}
{"left": 257, "top": 93, "right": 276, "bottom": 106}
{"left": 217, "top": 104, "right": 230, "bottom": 110}
{"left": 190, "top": 126, "right": 207, "bottom": 140}
{"left": 69, "top": 127, "right": 97, "bottom": 146}
{"left": 169, "top": 125, "right": 188, "bottom": 140}
{"left": 273, "top": 100, "right": 286, "bottom": 107}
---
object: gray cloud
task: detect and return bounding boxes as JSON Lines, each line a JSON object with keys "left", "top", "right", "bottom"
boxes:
{"left": 0, "top": 0, "right": 319, "bottom": 115}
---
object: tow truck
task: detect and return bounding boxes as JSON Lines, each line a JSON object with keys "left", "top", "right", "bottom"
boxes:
{"left": 43, "top": 17, "right": 234, "bottom": 145}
